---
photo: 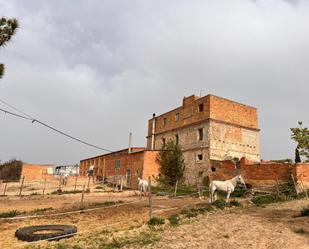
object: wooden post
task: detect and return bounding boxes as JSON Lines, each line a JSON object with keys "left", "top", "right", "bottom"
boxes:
{"left": 299, "top": 179, "right": 309, "bottom": 200}
{"left": 174, "top": 180, "right": 178, "bottom": 197}
{"left": 3, "top": 182, "right": 7, "bottom": 196}
{"left": 80, "top": 185, "right": 85, "bottom": 210}
{"left": 42, "top": 178, "right": 47, "bottom": 196}
{"left": 103, "top": 157, "right": 106, "bottom": 183}
{"left": 19, "top": 176, "right": 25, "bottom": 197}
{"left": 87, "top": 175, "right": 91, "bottom": 192}
{"left": 148, "top": 176, "right": 152, "bottom": 220}
{"left": 58, "top": 175, "right": 62, "bottom": 191}
{"left": 291, "top": 174, "right": 298, "bottom": 195}
{"left": 74, "top": 174, "right": 78, "bottom": 191}
{"left": 120, "top": 176, "right": 123, "bottom": 192}
{"left": 275, "top": 178, "right": 280, "bottom": 196}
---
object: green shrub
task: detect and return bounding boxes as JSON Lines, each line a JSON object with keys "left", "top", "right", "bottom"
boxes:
{"left": 0, "top": 210, "right": 22, "bottom": 218}
{"left": 168, "top": 214, "right": 180, "bottom": 226}
{"left": 300, "top": 206, "right": 309, "bottom": 217}
{"left": 251, "top": 194, "right": 285, "bottom": 206}
{"left": 294, "top": 228, "right": 307, "bottom": 234}
{"left": 148, "top": 217, "right": 165, "bottom": 226}
{"left": 94, "top": 185, "right": 105, "bottom": 189}
{"left": 228, "top": 200, "right": 242, "bottom": 207}
{"left": 230, "top": 188, "right": 247, "bottom": 198}
{"left": 212, "top": 199, "right": 227, "bottom": 209}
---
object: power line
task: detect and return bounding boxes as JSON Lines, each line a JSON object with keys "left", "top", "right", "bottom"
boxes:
{"left": 0, "top": 101, "right": 113, "bottom": 152}
{"left": 0, "top": 98, "right": 34, "bottom": 119}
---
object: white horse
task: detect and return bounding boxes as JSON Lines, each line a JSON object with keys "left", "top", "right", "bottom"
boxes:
{"left": 137, "top": 177, "right": 149, "bottom": 198}
{"left": 209, "top": 175, "right": 246, "bottom": 203}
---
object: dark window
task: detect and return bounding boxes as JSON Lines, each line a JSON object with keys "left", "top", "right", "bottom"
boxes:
{"left": 162, "top": 138, "right": 166, "bottom": 147}
{"left": 197, "top": 154, "right": 203, "bottom": 161}
{"left": 198, "top": 103, "right": 204, "bottom": 112}
{"left": 115, "top": 159, "right": 121, "bottom": 169}
{"left": 198, "top": 128, "right": 203, "bottom": 141}
{"left": 175, "top": 113, "right": 180, "bottom": 121}
{"left": 211, "top": 166, "right": 216, "bottom": 172}
{"left": 175, "top": 134, "right": 179, "bottom": 145}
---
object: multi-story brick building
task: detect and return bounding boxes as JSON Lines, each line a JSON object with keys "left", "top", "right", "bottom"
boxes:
{"left": 79, "top": 148, "right": 160, "bottom": 188}
{"left": 146, "top": 94, "right": 260, "bottom": 185}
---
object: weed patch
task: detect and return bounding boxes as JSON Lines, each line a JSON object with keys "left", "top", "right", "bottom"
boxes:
{"left": 300, "top": 206, "right": 309, "bottom": 217}
{"left": 251, "top": 195, "right": 285, "bottom": 206}
{"left": 168, "top": 214, "right": 180, "bottom": 226}
{"left": 148, "top": 217, "right": 165, "bottom": 226}
{"left": 294, "top": 228, "right": 309, "bottom": 236}
{"left": 212, "top": 199, "right": 227, "bottom": 209}
{"left": 0, "top": 210, "right": 24, "bottom": 218}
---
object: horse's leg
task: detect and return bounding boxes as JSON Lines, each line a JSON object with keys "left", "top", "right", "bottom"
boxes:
{"left": 214, "top": 190, "right": 217, "bottom": 201}
{"left": 226, "top": 189, "right": 231, "bottom": 202}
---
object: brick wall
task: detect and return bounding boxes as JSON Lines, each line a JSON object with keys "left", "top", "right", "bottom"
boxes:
{"left": 209, "top": 95, "right": 258, "bottom": 130}
{"left": 21, "top": 164, "right": 55, "bottom": 181}
{"left": 210, "top": 158, "right": 309, "bottom": 188}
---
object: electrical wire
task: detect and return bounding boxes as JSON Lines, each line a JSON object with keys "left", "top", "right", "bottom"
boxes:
{"left": 0, "top": 99, "right": 113, "bottom": 152}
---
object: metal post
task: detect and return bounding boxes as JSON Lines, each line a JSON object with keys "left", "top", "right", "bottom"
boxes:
{"left": 148, "top": 176, "right": 152, "bottom": 219}
{"left": 80, "top": 185, "right": 85, "bottom": 210}
{"left": 174, "top": 180, "right": 178, "bottom": 197}
{"left": 3, "top": 182, "right": 7, "bottom": 196}
{"left": 42, "top": 178, "right": 47, "bottom": 196}
{"left": 19, "top": 176, "right": 25, "bottom": 197}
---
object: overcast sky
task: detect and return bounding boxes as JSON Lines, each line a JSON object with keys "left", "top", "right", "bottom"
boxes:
{"left": 0, "top": 0, "right": 308, "bottom": 165}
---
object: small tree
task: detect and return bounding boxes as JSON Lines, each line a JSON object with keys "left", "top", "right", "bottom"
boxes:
{"left": 156, "top": 140, "right": 185, "bottom": 186}
{"left": 0, "top": 17, "right": 19, "bottom": 79}
{"left": 291, "top": 122, "right": 309, "bottom": 162}
{"left": 295, "top": 147, "right": 301, "bottom": 163}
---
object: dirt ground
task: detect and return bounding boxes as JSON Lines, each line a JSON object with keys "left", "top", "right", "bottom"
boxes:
{"left": 144, "top": 199, "right": 309, "bottom": 249}
{"left": 0, "top": 192, "right": 309, "bottom": 249}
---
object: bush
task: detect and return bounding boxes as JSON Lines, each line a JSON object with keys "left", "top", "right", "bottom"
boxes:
{"left": 148, "top": 217, "right": 165, "bottom": 226}
{"left": 168, "top": 214, "right": 180, "bottom": 226}
{"left": 300, "top": 206, "right": 309, "bottom": 217}
{"left": 227, "top": 200, "right": 242, "bottom": 207}
{"left": 212, "top": 199, "right": 227, "bottom": 209}
{"left": 0, "top": 210, "right": 22, "bottom": 218}
{"left": 251, "top": 195, "right": 285, "bottom": 206}
{"left": 294, "top": 228, "right": 307, "bottom": 235}
{"left": 230, "top": 188, "right": 247, "bottom": 198}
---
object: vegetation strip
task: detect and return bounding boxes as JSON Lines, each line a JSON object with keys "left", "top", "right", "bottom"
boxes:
{"left": 0, "top": 200, "right": 139, "bottom": 221}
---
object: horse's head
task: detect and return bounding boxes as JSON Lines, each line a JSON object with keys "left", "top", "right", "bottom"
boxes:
{"left": 137, "top": 177, "right": 142, "bottom": 183}
{"left": 236, "top": 175, "right": 246, "bottom": 189}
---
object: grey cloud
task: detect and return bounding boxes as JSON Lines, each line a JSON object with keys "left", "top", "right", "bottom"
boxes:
{"left": 0, "top": 0, "right": 308, "bottom": 164}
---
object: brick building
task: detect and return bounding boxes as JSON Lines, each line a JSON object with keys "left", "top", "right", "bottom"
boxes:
{"left": 147, "top": 94, "right": 260, "bottom": 185}
{"left": 80, "top": 148, "right": 160, "bottom": 188}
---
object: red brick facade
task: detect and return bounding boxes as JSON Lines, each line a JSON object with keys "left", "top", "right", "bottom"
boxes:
{"left": 80, "top": 148, "right": 160, "bottom": 188}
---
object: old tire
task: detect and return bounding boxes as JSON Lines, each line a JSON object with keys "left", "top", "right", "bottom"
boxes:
{"left": 15, "top": 225, "right": 77, "bottom": 242}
